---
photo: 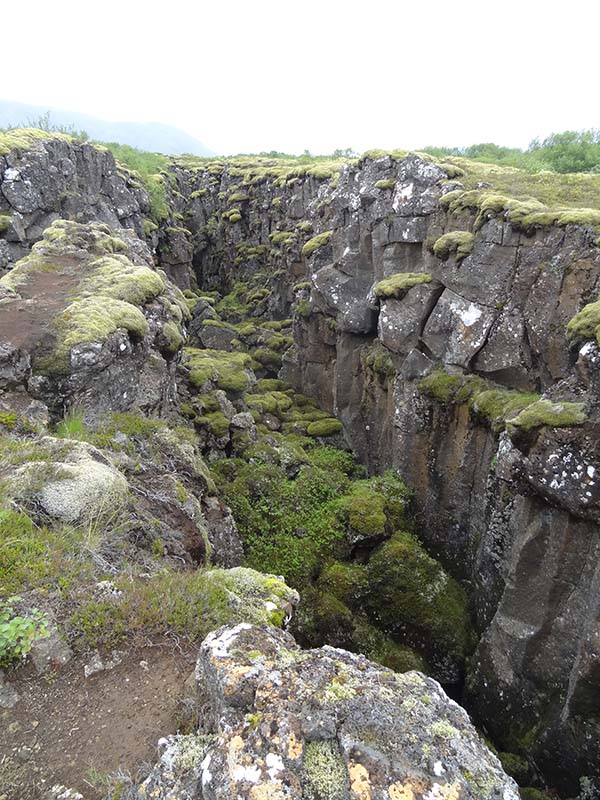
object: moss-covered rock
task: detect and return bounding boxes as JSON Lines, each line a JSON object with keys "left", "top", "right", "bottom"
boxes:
{"left": 306, "top": 418, "right": 343, "bottom": 437}
{"left": 0, "top": 220, "right": 184, "bottom": 378}
{"left": 362, "top": 531, "right": 472, "bottom": 681}
{"left": 507, "top": 399, "right": 587, "bottom": 436}
{"left": 418, "top": 370, "right": 541, "bottom": 432}
{"left": 303, "top": 739, "right": 348, "bottom": 800}
{"left": 567, "top": 298, "right": 600, "bottom": 345}
{"left": 184, "top": 347, "right": 254, "bottom": 394}
{"left": 1, "top": 436, "right": 128, "bottom": 524}
{"left": 374, "top": 179, "right": 396, "bottom": 190}
{"left": 179, "top": 623, "right": 519, "bottom": 799}
{"left": 301, "top": 230, "right": 332, "bottom": 258}
{"left": 375, "top": 272, "right": 432, "bottom": 299}
{"left": 433, "top": 231, "right": 474, "bottom": 261}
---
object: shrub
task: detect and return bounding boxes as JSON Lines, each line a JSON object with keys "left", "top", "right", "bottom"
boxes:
{"left": 0, "top": 596, "right": 48, "bottom": 667}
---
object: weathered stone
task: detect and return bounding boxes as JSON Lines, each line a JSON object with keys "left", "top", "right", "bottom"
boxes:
{"left": 0, "top": 670, "right": 20, "bottom": 709}
{"left": 202, "top": 496, "right": 244, "bottom": 568}
{"left": 181, "top": 624, "right": 517, "bottom": 800}
{"left": 312, "top": 266, "right": 377, "bottom": 334}
{"left": 378, "top": 282, "right": 442, "bottom": 355}
{"left": 421, "top": 289, "right": 497, "bottom": 368}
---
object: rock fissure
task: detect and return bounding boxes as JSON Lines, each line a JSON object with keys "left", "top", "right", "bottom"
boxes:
{"left": 0, "top": 137, "right": 599, "bottom": 797}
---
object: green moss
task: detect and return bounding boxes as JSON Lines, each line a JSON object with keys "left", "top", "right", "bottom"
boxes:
{"left": 302, "top": 230, "right": 333, "bottom": 258}
{"left": 228, "top": 191, "right": 249, "bottom": 203}
{"left": 520, "top": 790, "right": 553, "bottom": 800}
{"left": 252, "top": 347, "right": 283, "bottom": 369}
{"left": 252, "top": 378, "right": 291, "bottom": 393}
{"left": 567, "top": 298, "right": 600, "bottom": 345}
{"left": 418, "top": 370, "right": 463, "bottom": 403}
{"left": 190, "top": 188, "right": 208, "bottom": 199}
{"left": 222, "top": 208, "right": 242, "bottom": 223}
{"left": 246, "top": 391, "right": 294, "bottom": 417}
{"left": 430, "top": 720, "right": 460, "bottom": 740}
{"left": 374, "top": 179, "right": 396, "bottom": 190}
{"left": 306, "top": 418, "right": 343, "bottom": 438}
{"left": 297, "top": 220, "right": 313, "bottom": 233}
{"left": 296, "top": 299, "right": 312, "bottom": 319}
{"left": 432, "top": 231, "right": 474, "bottom": 261}
{"left": 418, "top": 370, "right": 542, "bottom": 432}
{"left": 302, "top": 740, "right": 348, "bottom": 800}
{"left": 375, "top": 272, "right": 432, "bottom": 299}
{"left": 159, "top": 320, "right": 184, "bottom": 355}
{"left": 352, "top": 618, "right": 427, "bottom": 673}
{"left": 507, "top": 399, "right": 587, "bottom": 434}
{"left": 362, "top": 531, "right": 472, "bottom": 665}
{"left": 466, "top": 386, "right": 540, "bottom": 428}
{"left": 79, "top": 255, "right": 165, "bottom": 305}
{"left": 142, "top": 218, "right": 158, "bottom": 237}
{"left": 343, "top": 490, "right": 386, "bottom": 538}
{"left": 498, "top": 752, "right": 531, "bottom": 785}
{"left": 195, "top": 411, "right": 231, "bottom": 438}
{"left": 184, "top": 348, "right": 253, "bottom": 394}
{"left": 0, "top": 128, "right": 74, "bottom": 156}
{"left": 442, "top": 185, "right": 600, "bottom": 234}
{"left": 0, "top": 411, "right": 17, "bottom": 430}
{"left": 0, "top": 215, "right": 10, "bottom": 235}
{"left": 269, "top": 230, "right": 296, "bottom": 246}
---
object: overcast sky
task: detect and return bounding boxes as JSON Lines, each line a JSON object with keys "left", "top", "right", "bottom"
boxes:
{"left": 4, "top": 0, "right": 598, "bottom": 156}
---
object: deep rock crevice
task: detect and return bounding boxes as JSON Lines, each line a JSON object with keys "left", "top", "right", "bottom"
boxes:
{"left": 1, "top": 136, "right": 599, "bottom": 795}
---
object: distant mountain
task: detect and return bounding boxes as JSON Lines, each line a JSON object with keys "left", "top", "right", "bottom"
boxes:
{"left": 0, "top": 99, "right": 215, "bottom": 157}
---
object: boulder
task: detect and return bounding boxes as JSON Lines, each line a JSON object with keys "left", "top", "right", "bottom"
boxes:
{"left": 132, "top": 624, "right": 518, "bottom": 799}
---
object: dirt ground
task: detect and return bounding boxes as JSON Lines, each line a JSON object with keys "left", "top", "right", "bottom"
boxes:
{"left": 0, "top": 644, "right": 197, "bottom": 800}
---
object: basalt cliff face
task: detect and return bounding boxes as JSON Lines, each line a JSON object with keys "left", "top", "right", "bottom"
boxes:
{"left": 1, "top": 132, "right": 599, "bottom": 796}
{"left": 180, "top": 154, "right": 600, "bottom": 791}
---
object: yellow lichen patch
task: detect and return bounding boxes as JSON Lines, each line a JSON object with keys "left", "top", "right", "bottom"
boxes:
{"left": 223, "top": 665, "right": 253, "bottom": 701}
{"left": 249, "top": 783, "right": 287, "bottom": 800}
{"left": 226, "top": 734, "right": 245, "bottom": 774}
{"left": 388, "top": 783, "right": 415, "bottom": 800}
{"left": 287, "top": 731, "right": 303, "bottom": 760}
{"left": 432, "top": 783, "right": 461, "bottom": 800}
{"left": 349, "top": 762, "right": 372, "bottom": 800}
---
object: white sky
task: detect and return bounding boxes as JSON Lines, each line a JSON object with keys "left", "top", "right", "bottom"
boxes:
{"left": 4, "top": 0, "right": 598, "bottom": 155}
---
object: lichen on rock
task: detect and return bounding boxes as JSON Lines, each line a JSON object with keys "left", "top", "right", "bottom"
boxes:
{"left": 151, "top": 624, "right": 520, "bottom": 800}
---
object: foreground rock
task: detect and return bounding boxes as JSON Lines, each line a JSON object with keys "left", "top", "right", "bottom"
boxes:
{"left": 133, "top": 624, "right": 519, "bottom": 800}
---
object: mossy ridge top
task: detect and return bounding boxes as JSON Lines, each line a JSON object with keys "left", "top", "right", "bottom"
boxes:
{"left": 432, "top": 231, "right": 474, "bottom": 262}
{"left": 441, "top": 187, "right": 600, "bottom": 232}
{"left": 0, "top": 127, "right": 74, "bottom": 156}
{"left": 0, "top": 219, "right": 176, "bottom": 376}
{"left": 418, "top": 369, "right": 588, "bottom": 435}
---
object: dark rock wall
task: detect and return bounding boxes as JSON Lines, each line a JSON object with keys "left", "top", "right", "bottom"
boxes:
{"left": 184, "top": 153, "right": 600, "bottom": 790}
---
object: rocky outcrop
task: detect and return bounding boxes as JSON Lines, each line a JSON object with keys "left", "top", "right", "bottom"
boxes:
{"left": 0, "top": 130, "right": 153, "bottom": 272}
{"left": 0, "top": 219, "right": 187, "bottom": 421}
{"left": 131, "top": 623, "right": 518, "bottom": 799}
